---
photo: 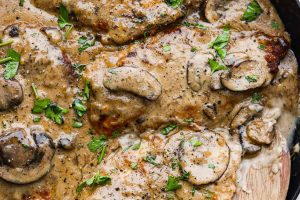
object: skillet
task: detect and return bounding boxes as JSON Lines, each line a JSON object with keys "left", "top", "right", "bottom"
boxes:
{"left": 271, "top": 0, "right": 300, "bottom": 199}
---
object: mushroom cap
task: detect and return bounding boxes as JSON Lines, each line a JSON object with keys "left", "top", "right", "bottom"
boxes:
{"left": 0, "top": 128, "right": 55, "bottom": 184}
{"left": 221, "top": 61, "right": 268, "bottom": 91}
{"left": 179, "top": 130, "right": 230, "bottom": 185}
{"left": 103, "top": 66, "right": 162, "bottom": 101}
{"left": 0, "top": 77, "right": 23, "bottom": 111}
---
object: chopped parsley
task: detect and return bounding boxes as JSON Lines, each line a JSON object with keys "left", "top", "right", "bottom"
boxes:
{"left": 190, "top": 136, "right": 202, "bottom": 147}
{"left": 84, "top": 80, "right": 91, "bottom": 100}
{"left": 171, "top": 159, "right": 178, "bottom": 170}
{"left": 258, "top": 44, "right": 266, "bottom": 50}
{"left": 191, "top": 47, "right": 198, "bottom": 52}
{"left": 87, "top": 135, "right": 107, "bottom": 164}
{"left": 192, "top": 186, "right": 196, "bottom": 196}
{"left": 245, "top": 75, "right": 257, "bottom": 83}
{"left": 208, "top": 163, "right": 216, "bottom": 169}
{"left": 71, "top": 63, "right": 86, "bottom": 77}
{"left": 271, "top": 21, "right": 280, "bottom": 29}
{"left": 1, "top": 48, "right": 21, "bottom": 80}
{"left": 209, "top": 59, "right": 228, "bottom": 73}
{"left": 131, "top": 142, "right": 141, "bottom": 150}
{"left": 76, "top": 173, "right": 111, "bottom": 193}
{"left": 251, "top": 92, "right": 262, "bottom": 103}
{"left": 209, "top": 27, "right": 230, "bottom": 59}
{"left": 78, "top": 35, "right": 95, "bottom": 52}
{"left": 72, "top": 99, "right": 87, "bottom": 117}
{"left": 163, "top": 44, "right": 171, "bottom": 52}
{"left": 58, "top": 4, "right": 73, "bottom": 38}
{"left": 183, "top": 22, "right": 206, "bottom": 30}
{"left": 131, "top": 162, "right": 138, "bottom": 170}
{"left": 179, "top": 170, "right": 190, "bottom": 181}
{"left": 31, "top": 90, "right": 68, "bottom": 125}
{"left": 144, "top": 154, "right": 159, "bottom": 166}
{"left": 184, "top": 118, "right": 194, "bottom": 124}
{"left": 33, "top": 117, "right": 41, "bottom": 123}
{"left": 72, "top": 119, "right": 83, "bottom": 128}
{"left": 0, "top": 40, "right": 13, "bottom": 47}
{"left": 165, "top": 0, "right": 184, "bottom": 8}
{"left": 241, "top": 0, "right": 263, "bottom": 22}
{"left": 161, "top": 124, "right": 177, "bottom": 135}
{"left": 19, "top": 0, "right": 25, "bottom": 6}
{"left": 112, "top": 130, "right": 120, "bottom": 138}
{"left": 165, "top": 176, "right": 181, "bottom": 192}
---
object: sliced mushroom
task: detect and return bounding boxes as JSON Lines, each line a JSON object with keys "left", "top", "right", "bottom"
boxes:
{"left": 221, "top": 61, "right": 268, "bottom": 91}
{"left": 0, "top": 77, "right": 23, "bottom": 111}
{"left": 238, "top": 126, "right": 261, "bottom": 155}
{"left": 203, "top": 103, "right": 217, "bottom": 120}
{"left": 231, "top": 103, "right": 263, "bottom": 129}
{"left": 56, "top": 133, "right": 76, "bottom": 150}
{"left": 103, "top": 66, "right": 162, "bottom": 100}
{"left": 246, "top": 118, "right": 274, "bottom": 145}
{"left": 0, "top": 127, "right": 55, "bottom": 184}
{"left": 187, "top": 54, "right": 212, "bottom": 91}
{"left": 179, "top": 130, "right": 230, "bottom": 185}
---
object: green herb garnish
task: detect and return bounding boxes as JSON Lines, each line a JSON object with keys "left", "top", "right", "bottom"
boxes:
{"left": 209, "top": 59, "right": 228, "bottom": 73}
{"left": 161, "top": 124, "right": 177, "bottom": 135}
{"left": 131, "top": 162, "right": 138, "bottom": 170}
{"left": 208, "top": 163, "right": 216, "bottom": 169}
{"left": 87, "top": 135, "right": 107, "bottom": 164}
{"left": 271, "top": 21, "right": 280, "bottom": 29}
{"left": 209, "top": 27, "right": 230, "bottom": 59}
{"left": 190, "top": 137, "right": 202, "bottom": 147}
{"left": 19, "top": 0, "right": 25, "bottom": 6}
{"left": 0, "top": 40, "right": 13, "bottom": 47}
{"left": 72, "top": 99, "right": 87, "bottom": 117}
{"left": 165, "top": 0, "right": 184, "bottom": 8}
{"left": 183, "top": 22, "right": 206, "bottom": 30}
{"left": 76, "top": 173, "right": 111, "bottom": 193}
{"left": 72, "top": 119, "right": 83, "bottom": 128}
{"left": 258, "top": 44, "right": 266, "bottom": 50}
{"left": 2, "top": 48, "right": 20, "bottom": 79}
{"left": 44, "top": 103, "right": 69, "bottom": 125}
{"left": 84, "top": 80, "right": 91, "bottom": 100}
{"left": 144, "top": 154, "right": 159, "bottom": 166}
{"left": 241, "top": 0, "right": 263, "bottom": 22}
{"left": 245, "top": 75, "right": 257, "bottom": 83}
{"left": 78, "top": 36, "right": 95, "bottom": 52}
{"left": 163, "top": 44, "right": 171, "bottom": 52}
{"left": 58, "top": 4, "right": 73, "bottom": 38}
{"left": 251, "top": 93, "right": 262, "bottom": 103}
{"left": 165, "top": 176, "right": 181, "bottom": 192}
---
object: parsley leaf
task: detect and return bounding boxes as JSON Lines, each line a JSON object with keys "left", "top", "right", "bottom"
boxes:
{"left": 0, "top": 40, "right": 13, "bottom": 47}
{"left": 184, "top": 118, "right": 194, "bottom": 124}
{"left": 165, "top": 176, "right": 181, "bottom": 192}
{"left": 251, "top": 93, "right": 262, "bottom": 103}
{"left": 131, "top": 162, "right": 138, "bottom": 170}
{"left": 165, "top": 0, "right": 184, "bottom": 8}
{"left": 258, "top": 44, "right": 266, "bottom": 50}
{"left": 3, "top": 48, "right": 20, "bottom": 80}
{"left": 72, "top": 119, "right": 83, "bottom": 128}
{"left": 208, "top": 163, "right": 216, "bottom": 169}
{"left": 241, "top": 0, "right": 263, "bottom": 22}
{"left": 190, "top": 137, "right": 202, "bottom": 147}
{"left": 209, "top": 27, "right": 230, "bottom": 59}
{"left": 32, "top": 98, "right": 51, "bottom": 114}
{"left": 71, "top": 63, "right": 86, "bottom": 77}
{"left": 87, "top": 135, "right": 107, "bottom": 164}
{"left": 78, "top": 36, "right": 95, "bottom": 52}
{"left": 19, "top": 0, "right": 25, "bottom": 6}
{"left": 245, "top": 75, "right": 257, "bottom": 83}
{"left": 58, "top": 4, "right": 73, "bottom": 38}
{"left": 183, "top": 22, "right": 206, "bottom": 30}
{"left": 161, "top": 124, "right": 177, "bottom": 135}
{"left": 76, "top": 173, "right": 111, "bottom": 193}
{"left": 45, "top": 103, "right": 69, "bottom": 125}
{"left": 271, "top": 21, "right": 280, "bottom": 29}
{"left": 163, "top": 44, "right": 171, "bottom": 52}
{"left": 84, "top": 80, "right": 91, "bottom": 100}
{"left": 144, "top": 154, "right": 159, "bottom": 166}
{"left": 209, "top": 59, "right": 228, "bottom": 73}
{"left": 72, "top": 99, "right": 87, "bottom": 117}
{"left": 131, "top": 142, "right": 141, "bottom": 150}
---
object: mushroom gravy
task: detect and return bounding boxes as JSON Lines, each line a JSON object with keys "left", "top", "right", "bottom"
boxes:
{"left": 0, "top": 0, "right": 298, "bottom": 199}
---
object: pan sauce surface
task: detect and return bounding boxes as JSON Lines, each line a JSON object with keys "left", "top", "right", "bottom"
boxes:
{"left": 0, "top": 0, "right": 298, "bottom": 199}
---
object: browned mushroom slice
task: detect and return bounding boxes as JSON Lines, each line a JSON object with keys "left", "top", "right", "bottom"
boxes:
{"left": 246, "top": 118, "right": 274, "bottom": 145}
{"left": 0, "top": 77, "right": 23, "bottom": 111}
{"left": 0, "top": 128, "right": 55, "bottom": 184}
{"left": 179, "top": 130, "right": 230, "bottom": 185}
{"left": 239, "top": 126, "right": 261, "bottom": 155}
{"left": 221, "top": 61, "right": 268, "bottom": 91}
{"left": 103, "top": 66, "right": 162, "bottom": 101}
{"left": 231, "top": 103, "right": 263, "bottom": 129}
